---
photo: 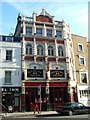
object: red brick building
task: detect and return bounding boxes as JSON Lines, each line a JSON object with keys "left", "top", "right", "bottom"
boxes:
{"left": 14, "top": 9, "right": 76, "bottom": 111}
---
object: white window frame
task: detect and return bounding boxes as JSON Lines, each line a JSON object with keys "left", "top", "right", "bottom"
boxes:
{"left": 78, "top": 43, "right": 84, "bottom": 52}
{"left": 37, "top": 45, "right": 44, "bottom": 55}
{"left": 26, "top": 27, "right": 32, "bottom": 36}
{"left": 80, "top": 72, "right": 88, "bottom": 84}
{"left": 6, "top": 50, "right": 12, "bottom": 61}
{"left": 0, "top": 36, "right": 2, "bottom": 41}
{"left": 36, "top": 28, "right": 42, "bottom": 36}
{"left": 58, "top": 46, "right": 64, "bottom": 56}
{"left": 79, "top": 56, "right": 85, "bottom": 65}
{"left": 5, "top": 71, "right": 12, "bottom": 84}
{"left": 56, "top": 30, "right": 62, "bottom": 38}
{"left": 6, "top": 36, "right": 13, "bottom": 42}
{"left": 26, "top": 44, "right": 32, "bottom": 55}
{"left": 47, "top": 29, "right": 52, "bottom": 37}
{"left": 48, "top": 46, "right": 54, "bottom": 56}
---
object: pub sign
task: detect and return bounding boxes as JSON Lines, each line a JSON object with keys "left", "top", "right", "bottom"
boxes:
{"left": 27, "top": 69, "right": 43, "bottom": 78}
{"left": 50, "top": 70, "right": 65, "bottom": 78}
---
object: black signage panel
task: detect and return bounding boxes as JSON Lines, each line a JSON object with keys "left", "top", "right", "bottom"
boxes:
{"left": 50, "top": 70, "right": 65, "bottom": 78}
{"left": 27, "top": 69, "right": 43, "bottom": 78}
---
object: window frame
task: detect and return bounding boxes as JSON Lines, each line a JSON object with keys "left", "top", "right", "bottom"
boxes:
{"left": 80, "top": 72, "right": 87, "bottom": 84}
{"left": 79, "top": 56, "right": 85, "bottom": 65}
{"left": 5, "top": 71, "right": 12, "bottom": 84}
{"left": 37, "top": 45, "right": 44, "bottom": 56}
{"left": 56, "top": 30, "right": 62, "bottom": 38}
{"left": 36, "top": 28, "right": 42, "bottom": 36}
{"left": 26, "top": 27, "right": 32, "bottom": 36}
{"left": 6, "top": 37, "right": 13, "bottom": 42}
{"left": 78, "top": 43, "right": 84, "bottom": 52}
{"left": 48, "top": 46, "right": 54, "bottom": 56}
{"left": 6, "top": 50, "right": 12, "bottom": 61}
{"left": 47, "top": 29, "right": 52, "bottom": 37}
{"left": 26, "top": 44, "right": 32, "bottom": 55}
{"left": 58, "top": 46, "right": 64, "bottom": 56}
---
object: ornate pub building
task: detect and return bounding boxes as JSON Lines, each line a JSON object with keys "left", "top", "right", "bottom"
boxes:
{"left": 14, "top": 9, "right": 76, "bottom": 111}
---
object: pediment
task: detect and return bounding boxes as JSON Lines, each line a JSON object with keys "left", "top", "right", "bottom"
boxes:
{"left": 36, "top": 15, "right": 53, "bottom": 23}
{"left": 79, "top": 68, "right": 88, "bottom": 72}
{"left": 36, "top": 9, "right": 53, "bottom": 23}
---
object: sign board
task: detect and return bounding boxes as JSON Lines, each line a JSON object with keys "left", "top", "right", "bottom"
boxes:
{"left": 38, "top": 85, "right": 41, "bottom": 95}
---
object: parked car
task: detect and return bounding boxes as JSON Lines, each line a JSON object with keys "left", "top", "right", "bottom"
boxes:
{"left": 56, "top": 102, "right": 90, "bottom": 116}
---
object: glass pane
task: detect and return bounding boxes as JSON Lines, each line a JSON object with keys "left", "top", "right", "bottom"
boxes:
{"left": 81, "top": 73, "right": 87, "bottom": 83}
{"left": 5, "top": 71, "right": 11, "bottom": 83}
{"left": 15, "top": 97, "right": 19, "bottom": 106}
{"left": 6, "top": 50, "right": 12, "bottom": 60}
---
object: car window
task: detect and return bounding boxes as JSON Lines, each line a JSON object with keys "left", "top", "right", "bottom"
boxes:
{"left": 78, "top": 103, "right": 84, "bottom": 107}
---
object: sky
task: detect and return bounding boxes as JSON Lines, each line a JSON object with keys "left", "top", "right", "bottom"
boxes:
{"left": 0, "top": 0, "right": 89, "bottom": 37}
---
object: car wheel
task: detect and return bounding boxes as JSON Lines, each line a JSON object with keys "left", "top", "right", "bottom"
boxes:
{"left": 68, "top": 110, "right": 73, "bottom": 116}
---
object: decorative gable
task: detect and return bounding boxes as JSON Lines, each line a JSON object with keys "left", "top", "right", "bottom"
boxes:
{"left": 36, "top": 9, "right": 53, "bottom": 23}
{"left": 36, "top": 15, "right": 52, "bottom": 23}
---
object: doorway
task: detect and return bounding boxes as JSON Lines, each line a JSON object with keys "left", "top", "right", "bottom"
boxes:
{"left": 49, "top": 87, "right": 68, "bottom": 110}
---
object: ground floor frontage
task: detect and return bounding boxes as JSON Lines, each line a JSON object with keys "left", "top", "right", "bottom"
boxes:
{"left": 77, "top": 84, "right": 90, "bottom": 106}
{"left": 21, "top": 81, "right": 77, "bottom": 111}
{"left": 2, "top": 87, "right": 21, "bottom": 112}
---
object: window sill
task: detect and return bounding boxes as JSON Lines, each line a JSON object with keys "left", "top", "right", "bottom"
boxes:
{"left": 3, "top": 83, "right": 12, "bottom": 85}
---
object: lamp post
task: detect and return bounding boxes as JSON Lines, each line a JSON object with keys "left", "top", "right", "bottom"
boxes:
{"left": 38, "top": 85, "right": 41, "bottom": 113}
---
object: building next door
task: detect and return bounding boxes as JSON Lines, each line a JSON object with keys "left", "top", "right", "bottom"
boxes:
{"left": 49, "top": 87, "right": 68, "bottom": 110}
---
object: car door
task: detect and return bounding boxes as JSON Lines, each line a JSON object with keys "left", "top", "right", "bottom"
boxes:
{"left": 73, "top": 103, "right": 82, "bottom": 114}
{"left": 77, "top": 103, "right": 88, "bottom": 114}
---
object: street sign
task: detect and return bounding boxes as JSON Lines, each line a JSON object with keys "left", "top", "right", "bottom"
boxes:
{"left": 38, "top": 85, "right": 41, "bottom": 95}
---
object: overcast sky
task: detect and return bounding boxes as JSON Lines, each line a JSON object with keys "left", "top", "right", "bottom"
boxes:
{"left": 0, "top": 0, "right": 89, "bottom": 37}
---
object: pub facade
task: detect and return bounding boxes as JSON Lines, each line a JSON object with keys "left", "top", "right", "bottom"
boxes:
{"left": 15, "top": 9, "right": 76, "bottom": 111}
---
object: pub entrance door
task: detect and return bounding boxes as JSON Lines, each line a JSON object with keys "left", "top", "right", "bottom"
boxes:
{"left": 49, "top": 87, "right": 68, "bottom": 110}
{"left": 25, "top": 87, "right": 46, "bottom": 111}
{"left": 25, "top": 88, "right": 37, "bottom": 111}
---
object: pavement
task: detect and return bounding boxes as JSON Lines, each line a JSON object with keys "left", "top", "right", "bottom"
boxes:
{"left": 0, "top": 111, "right": 57, "bottom": 118}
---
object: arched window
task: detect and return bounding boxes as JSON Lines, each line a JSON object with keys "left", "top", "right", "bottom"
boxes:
{"left": 58, "top": 46, "right": 64, "bottom": 56}
{"left": 37, "top": 45, "right": 44, "bottom": 55}
{"left": 26, "top": 44, "right": 32, "bottom": 55}
{"left": 48, "top": 46, "right": 54, "bottom": 56}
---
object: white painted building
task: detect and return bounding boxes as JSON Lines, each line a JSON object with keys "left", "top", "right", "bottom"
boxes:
{"left": 0, "top": 35, "right": 22, "bottom": 112}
